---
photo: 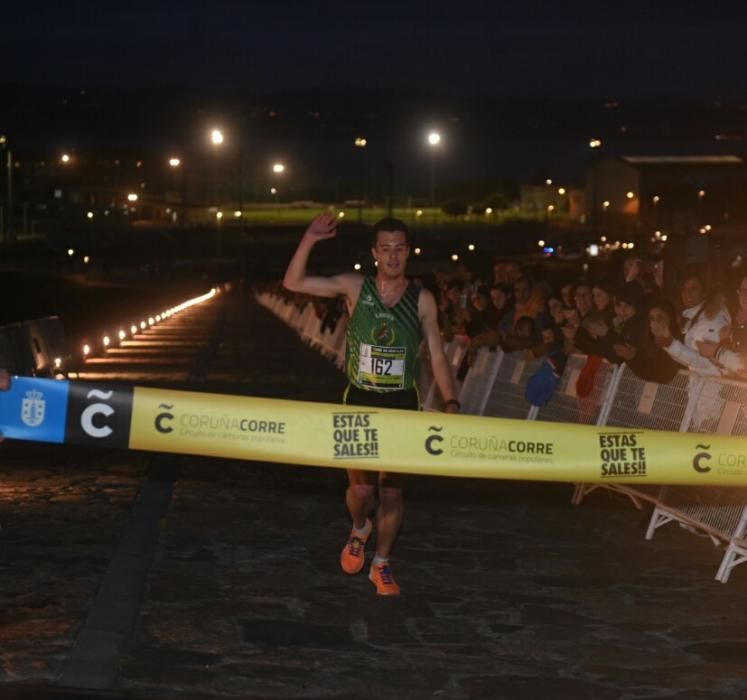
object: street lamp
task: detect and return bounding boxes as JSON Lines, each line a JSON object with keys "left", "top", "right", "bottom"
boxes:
{"left": 209, "top": 128, "right": 226, "bottom": 216}
{"left": 168, "top": 156, "right": 186, "bottom": 227}
{"left": 210, "top": 128, "right": 224, "bottom": 146}
{"left": 426, "top": 129, "right": 441, "bottom": 209}
{"left": 270, "top": 186, "right": 279, "bottom": 218}
{"left": 696, "top": 189, "right": 706, "bottom": 228}
{"left": 354, "top": 136, "right": 367, "bottom": 223}
{"left": 270, "top": 162, "right": 286, "bottom": 218}
{"left": 209, "top": 126, "right": 239, "bottom": 216}
{"left": 589, "top": 137, "right": 603, "bottom": 238}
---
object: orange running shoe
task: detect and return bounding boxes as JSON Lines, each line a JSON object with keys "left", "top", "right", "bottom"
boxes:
{"left": 369, "top": 560, "right": 401, "bottom": 596}
{"left": 340, "top": 519, "right": 372, "bottom": 575}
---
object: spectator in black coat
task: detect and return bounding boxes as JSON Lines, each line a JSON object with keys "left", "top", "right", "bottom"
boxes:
{"left": 593, "top": 282, "right": 648, "bottom": 365}
{"left": 637, "top": 299, "right": 684, "bottom": 384}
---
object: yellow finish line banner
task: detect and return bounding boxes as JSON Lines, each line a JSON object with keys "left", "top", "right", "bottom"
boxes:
{"left": 2, "top": 378, "right": 745, "bottom": 485}
{"left": 129, "top": 386, "right": 747, "bottom": 486}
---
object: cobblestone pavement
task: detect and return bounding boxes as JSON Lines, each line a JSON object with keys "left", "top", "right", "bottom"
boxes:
{"left": 0, "top": 443, "right": 148, "bottom": 683}
{"left": 1, "top": 289, "right": 747, "bottom": 699}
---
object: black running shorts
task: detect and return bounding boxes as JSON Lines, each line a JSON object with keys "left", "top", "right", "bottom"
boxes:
{"left": 343, "top": 384, "right": 420, "bottom": 411}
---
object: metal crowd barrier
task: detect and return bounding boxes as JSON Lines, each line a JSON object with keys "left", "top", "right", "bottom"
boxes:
{"left": 0, "top": 316, "right": 71, "bottom": 376}
{"left": 256, "top": 291, "right": 747, "bottom": 583}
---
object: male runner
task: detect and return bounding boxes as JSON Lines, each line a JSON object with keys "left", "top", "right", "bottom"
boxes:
{"left": 283, "top": 213, "right": 459, "bottom": 596}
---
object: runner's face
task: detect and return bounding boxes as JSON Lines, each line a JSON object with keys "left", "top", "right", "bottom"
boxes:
{"left": 373, "top": 230, "right": 409, "bottom": 277}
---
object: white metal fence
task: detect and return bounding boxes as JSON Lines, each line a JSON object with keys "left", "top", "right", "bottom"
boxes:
{"left": 256, "top": 292, "right": 747, "bottom": 583}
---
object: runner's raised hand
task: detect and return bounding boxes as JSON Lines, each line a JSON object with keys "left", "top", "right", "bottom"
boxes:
{"left": 303, "top": 212, "right": 338, "bottom": 242}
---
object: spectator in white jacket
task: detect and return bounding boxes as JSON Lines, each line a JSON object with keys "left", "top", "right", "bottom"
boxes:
{"left": 651, "top": 275, "right": 731, "bottom": 376}
{"left": 650, "top": 275, "right": 731, "bottom": 431}
{"left": 697, "top": 341, "right": 747, "bottom": 379}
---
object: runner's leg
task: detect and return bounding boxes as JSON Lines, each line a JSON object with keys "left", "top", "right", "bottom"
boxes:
{"left": 374, "top": 472, "right": 403, "bottom": 558}
{"left": 346, "top": 469, "right": 375, "bottom": 529}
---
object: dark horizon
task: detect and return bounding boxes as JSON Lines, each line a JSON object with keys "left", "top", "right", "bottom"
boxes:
{"left": 4, "top": 2, "right": 747, "bottom": 99}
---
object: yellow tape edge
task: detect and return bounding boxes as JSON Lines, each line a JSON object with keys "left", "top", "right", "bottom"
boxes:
{"left": 128, "top": 386, "right": 747, "bottom": 486}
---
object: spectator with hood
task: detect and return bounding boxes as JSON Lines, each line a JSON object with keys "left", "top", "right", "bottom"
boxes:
{"left": 635, "top": 299, "right": 684, "bottom": 384}
{"left": 572, "top": 280, "right": 615, "bottom": 355}
{"left": 594, "top": 281, "right": 650, "bottom": 366}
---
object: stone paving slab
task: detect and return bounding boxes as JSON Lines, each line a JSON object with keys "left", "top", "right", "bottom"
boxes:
{"left": 120, "top": 457, "right": 747, "bottom": 700}
{"left": 2, "top": 292, "right": 747, "bottom": 699}
{"left": 121, "top": 296, "right": 747, "bottom": 698}
{"left": 0, "top": 443, "right": 148, "bottom": 684}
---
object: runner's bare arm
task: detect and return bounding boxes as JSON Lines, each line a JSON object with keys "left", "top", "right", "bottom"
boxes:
{"left": 283, "top": 213, "right": 362, "bottom": 302}
{"left": 419, "top": 289, "right": 459, "bottom": 413}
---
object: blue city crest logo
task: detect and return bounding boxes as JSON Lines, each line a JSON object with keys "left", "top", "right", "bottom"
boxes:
{"left": 21, "top": 389, "right": 46, "bottom": 427}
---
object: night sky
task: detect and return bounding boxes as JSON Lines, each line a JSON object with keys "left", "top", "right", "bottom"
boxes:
{"left": 3, "top": 1, "right": 747, "bottom": 98}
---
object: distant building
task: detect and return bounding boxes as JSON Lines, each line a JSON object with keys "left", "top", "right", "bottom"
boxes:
{"left": 585, "top": 155, "right": 747, "bottom": 239}
{"left": 520, "top": 185, "right": 585, "bottom": 221}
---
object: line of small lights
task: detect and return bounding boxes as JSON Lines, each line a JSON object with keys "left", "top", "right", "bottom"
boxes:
{"left": 79, "top": 287, "right": 219, "bottom": 361}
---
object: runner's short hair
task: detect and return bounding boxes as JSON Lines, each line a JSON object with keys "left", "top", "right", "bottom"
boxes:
{"left": 372, "top": 218, "right": 410, "bottom": 246}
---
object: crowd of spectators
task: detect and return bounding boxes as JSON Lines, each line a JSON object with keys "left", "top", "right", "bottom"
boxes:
{"left": 259, "top": 250, "right": 747, "bottom": 395}
{"left": 432, "top": 254, "right": 747, "bottom": 391}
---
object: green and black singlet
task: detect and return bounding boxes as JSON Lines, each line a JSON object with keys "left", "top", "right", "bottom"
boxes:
{"left": 345, "top": 276, "right": 423, "bottom": 396}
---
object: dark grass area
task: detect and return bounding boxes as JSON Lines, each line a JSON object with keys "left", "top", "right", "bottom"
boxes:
{"left": 0, "top": 269, "right": 213, "bottom": 346}
{"left": 0, "top": 217, "right": 592, "bottom": 350}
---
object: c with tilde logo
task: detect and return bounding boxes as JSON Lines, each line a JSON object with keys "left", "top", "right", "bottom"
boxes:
{"left": 66, "top": 383, "right": 134, "bottom": 448}
{"left": 155, "top": 404, "right": 175, "bottom": 434}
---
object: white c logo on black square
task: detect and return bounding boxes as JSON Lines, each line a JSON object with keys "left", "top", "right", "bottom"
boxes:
{"left": 65, "top": 382, "right": 133, "bottom": 448}
{"left": 81, "top": 389, "right": 115, "bottom": 438}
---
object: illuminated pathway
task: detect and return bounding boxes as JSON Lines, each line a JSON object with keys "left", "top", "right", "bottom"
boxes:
{"left": 1, "top": 287, "right": 746, "bottom": 699}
